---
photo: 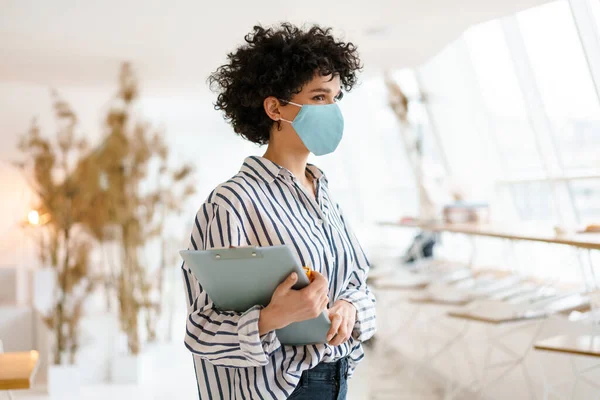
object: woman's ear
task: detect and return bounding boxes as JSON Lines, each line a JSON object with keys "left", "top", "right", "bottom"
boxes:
{"left": 263, "top": 96, "right": 282, "bottom": 122}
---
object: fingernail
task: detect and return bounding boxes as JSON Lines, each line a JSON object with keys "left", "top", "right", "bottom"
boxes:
{"left": 327, "top": 334, "right": 333, "bottom": 341}
{"left": 291, "top": 272, "right": 297, "bottom": 279}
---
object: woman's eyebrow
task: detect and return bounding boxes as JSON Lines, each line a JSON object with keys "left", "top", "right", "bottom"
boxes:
{"left": 309, "top": 87, "right": 332, "bottom": 93}
{"left": 309, "top": 88, "right": 343, "bottom": 97}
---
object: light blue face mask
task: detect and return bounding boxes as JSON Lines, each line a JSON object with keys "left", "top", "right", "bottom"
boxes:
{"left": 279, "top": 100, "right": 344, "bottom": 156}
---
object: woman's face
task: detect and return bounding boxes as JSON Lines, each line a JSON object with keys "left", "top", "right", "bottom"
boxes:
{"left": 265, "top": 73, "right": 343, "bottom": 154}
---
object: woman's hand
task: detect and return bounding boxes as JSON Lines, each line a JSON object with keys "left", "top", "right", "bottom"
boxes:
{"left": 326, "top": 300, "right": 357, "bottom": 346}
{"left": 259, "top": 271, "right": 329, "bottom": 334}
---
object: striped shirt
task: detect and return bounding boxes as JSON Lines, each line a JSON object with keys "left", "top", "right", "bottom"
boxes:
{"left": 181, "top": 155, "right": 377, "bottom": 399}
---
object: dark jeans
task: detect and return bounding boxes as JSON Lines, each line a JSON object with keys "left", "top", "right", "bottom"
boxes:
{"left": 288, "top": 357, "right": 348, "bottom": 400}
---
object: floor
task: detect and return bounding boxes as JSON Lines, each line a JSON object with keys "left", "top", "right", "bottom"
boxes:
{"left": 10, "top": 335, "right": 449, "bottom": 400}
{"left": 11, "top": 343, "right": 450, "bottom": 400}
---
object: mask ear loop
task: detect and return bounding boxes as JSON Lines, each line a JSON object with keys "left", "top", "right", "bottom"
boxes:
{"left": 277, "top": 100, "right": 300, "bottom": 124}
{"left": 278, "top": 99, "right": 302, "bottom": 108}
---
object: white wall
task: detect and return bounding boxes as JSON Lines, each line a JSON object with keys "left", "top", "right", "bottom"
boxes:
{"left": 0, "top": 306, "right": 35, "bottom": 351}
{"left": 0, "top": 267, "right": 17, "bottom": 304}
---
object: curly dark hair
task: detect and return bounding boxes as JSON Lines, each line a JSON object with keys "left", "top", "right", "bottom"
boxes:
{"left": 208, "top": 23, "right": 362, "bottom": 145}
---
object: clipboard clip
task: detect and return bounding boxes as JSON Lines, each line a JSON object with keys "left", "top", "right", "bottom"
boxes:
{"left": 213, "top": 247, "right": 264, "bottom": 260}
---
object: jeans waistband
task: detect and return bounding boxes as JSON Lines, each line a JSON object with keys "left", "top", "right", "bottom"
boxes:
{"left": 302, "top": 357, "right": 348, "bottom": 384}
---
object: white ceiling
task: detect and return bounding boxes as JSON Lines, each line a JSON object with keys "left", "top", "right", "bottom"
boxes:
{"left": 0, "top": 0, "right": 551, "bottom": 90}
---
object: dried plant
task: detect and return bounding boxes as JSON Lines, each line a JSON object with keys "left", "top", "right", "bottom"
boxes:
{"left": 385, "top": 74, "right": 438, "bottom": 219}
{"left": 18, "top": 62, "right": 195, "bottom": 361}
{"left": 77, "top": 63, "right": 195, "bottom": 353}
{"left": 17, "top": 92, "right": 97, "bottom": 365}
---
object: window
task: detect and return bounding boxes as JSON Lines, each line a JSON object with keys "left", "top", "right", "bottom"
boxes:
{"left": 510, "top": 182, "right": 560, "bottom": 222}
{"left": 464, "top": 20, "right": 544, "bottom": 177}
{"left": 569, "top": 179, "right": 600, "bottom": 223}
{"left": 517, "top": 0, "right": 600, "bottom": 171}
{"left": 398, "top": 0, "right": 600, "bottom": 283}
{"left": 591, "top": 0, "right": 600, "bottom": 38}
{"left": 417, "top": 38, "right": 499, "bottom": 195}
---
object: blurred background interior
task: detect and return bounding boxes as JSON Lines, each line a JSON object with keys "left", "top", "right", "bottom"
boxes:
{"left": 1, "top": 0, "right": 600, "bottom": 399}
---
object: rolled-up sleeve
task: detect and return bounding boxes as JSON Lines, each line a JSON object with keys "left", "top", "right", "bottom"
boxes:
{"left": 182, "top": 202, "right": 281, "bottom": 368}
{"left": 336, "top": 206, "right": 377, "bottom": 342}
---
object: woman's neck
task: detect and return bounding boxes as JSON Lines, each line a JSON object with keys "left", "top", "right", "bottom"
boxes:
{"left": 263, "top": 146, "right": 310, "bottom": 184}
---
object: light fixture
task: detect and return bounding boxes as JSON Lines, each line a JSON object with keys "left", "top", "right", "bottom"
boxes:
{"left": 28, "top": 210, "right": 40, "bottom": 225}
{"left": 364, "top": 26, "right": 390, "bottom": 37}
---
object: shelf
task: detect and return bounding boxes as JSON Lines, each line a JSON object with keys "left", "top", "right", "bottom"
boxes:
{"left": 380, "top": 221, "right": 600, "bottom": 250}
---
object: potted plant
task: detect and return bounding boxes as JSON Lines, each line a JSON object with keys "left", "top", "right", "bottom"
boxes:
{"left": 76, "top": 63, "right": 195, "bottom": 384}
{"left": 17, "top": 92, "right": 98, "bottom": 396}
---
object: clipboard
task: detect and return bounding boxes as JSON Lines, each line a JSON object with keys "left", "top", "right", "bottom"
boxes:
{"left": 180, "top": 245, "right": 331, "bottom": 345}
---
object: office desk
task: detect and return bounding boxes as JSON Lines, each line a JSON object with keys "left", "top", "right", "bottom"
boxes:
{"left": 0, "top": 351, "right": 39, "bottom": 392}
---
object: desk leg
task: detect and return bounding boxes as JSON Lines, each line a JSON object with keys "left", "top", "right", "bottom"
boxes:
{"left": 407, "top": 317, "right": 471, "bottom": 396}
{"left": 536, "top": 351, "right": 600, "bottom": 400}
{"left": 569, "top": 357, "right": 579, "bottom": 400}
{"left": 474, "top": 319, "right": 544, "bottom": 399}
{"left": 383, "top": 304, "right": 470, "bottom": 397}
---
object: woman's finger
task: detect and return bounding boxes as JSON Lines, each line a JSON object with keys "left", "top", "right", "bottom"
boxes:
{"left": 327, "top": 313, "right": 342, "bottom": 342}
{"left": 330, "top": 326, "right": 347, "bottom": 346}
{"left": 310, "top": 271, "right": 329, "bottom": 291}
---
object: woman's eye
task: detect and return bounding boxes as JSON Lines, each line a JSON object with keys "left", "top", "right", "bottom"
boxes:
{"left": 313, "top": 95, "right": 325, "bottom": 101}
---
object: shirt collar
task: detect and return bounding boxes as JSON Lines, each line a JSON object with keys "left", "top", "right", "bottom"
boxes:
{"left": 306, "top": 163, "right": 327, "bottom": 183}
{"left": 239, "top": 156, "right": 327, "bottom": 184}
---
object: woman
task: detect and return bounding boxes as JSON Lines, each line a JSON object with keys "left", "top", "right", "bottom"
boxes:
{"left": 182, "top": 23, "right": 376, "bottom": 400}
